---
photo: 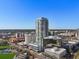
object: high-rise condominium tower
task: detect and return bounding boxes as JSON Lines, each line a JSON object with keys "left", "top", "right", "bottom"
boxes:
{"left": 36, "top": 17, "right": 48, "bottom": 51}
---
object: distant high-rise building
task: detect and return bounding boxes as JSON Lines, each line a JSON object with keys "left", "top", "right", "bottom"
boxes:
{"left": 36, "top": 17, "right": 48, "bottom": 51}
{"left": 77, "top": 29, "right": 79, "bottom": 39}
{"left": 24, "top": 33, "right": 32, "bottom": 44}
{"left": 24, "top": 32, "right": 29, "bottom": 44}
{"left": 31, "top": 32, "right": 36, "bottom": 43}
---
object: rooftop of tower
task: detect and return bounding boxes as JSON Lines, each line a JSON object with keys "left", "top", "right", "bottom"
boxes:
{"left": 37, "top": 17, "right": 48, "bottom": 21}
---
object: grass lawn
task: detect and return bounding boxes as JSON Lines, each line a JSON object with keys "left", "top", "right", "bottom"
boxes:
{"left": 0, "top": 46, "right": 15, "bottom": 59}
{"left": 0, "top": 53, "right": 15, "bottom": 59}
{"left": 0, "top": 46, "right": 12, "bottom": 50}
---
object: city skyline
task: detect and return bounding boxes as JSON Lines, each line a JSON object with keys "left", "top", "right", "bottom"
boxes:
{"left": 0, "top": 0, "right": 79, "bottom": 29}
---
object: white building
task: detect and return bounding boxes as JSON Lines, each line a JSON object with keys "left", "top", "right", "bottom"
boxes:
{"left": 30, "top": 32, "right": 36, "bottom": 43}
{"left": 45, "top": 47, "right": 66, "bottom": 59}
{"left": 24, "top": 33, "right": 31, "bottom": 44}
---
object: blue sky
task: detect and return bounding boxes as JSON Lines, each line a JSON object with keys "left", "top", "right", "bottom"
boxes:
{"left": 0, "top": 0, "right": 79, "bottom": 29}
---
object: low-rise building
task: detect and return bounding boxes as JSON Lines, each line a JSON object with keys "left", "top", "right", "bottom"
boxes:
{"left": 45, "top": 47, "right": 66, "bottom": 59}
